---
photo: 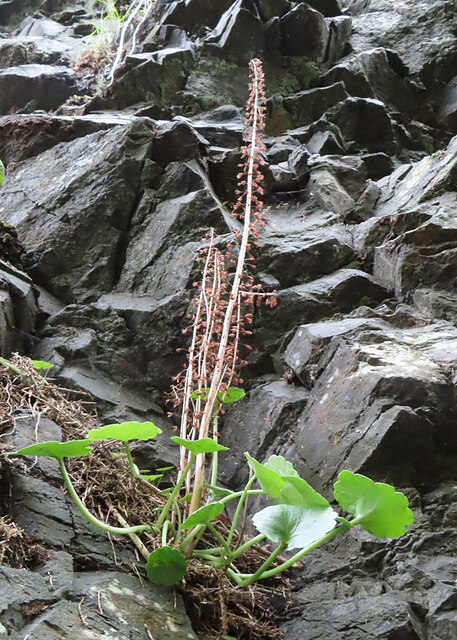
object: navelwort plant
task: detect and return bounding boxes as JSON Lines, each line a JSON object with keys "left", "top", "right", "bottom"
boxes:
{"left": 8, "top": 60, "right": 413, "bottom": 588}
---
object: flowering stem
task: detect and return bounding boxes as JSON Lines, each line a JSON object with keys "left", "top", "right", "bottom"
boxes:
{"left": 188, "top": 59, "right": 264, "bottom": 520}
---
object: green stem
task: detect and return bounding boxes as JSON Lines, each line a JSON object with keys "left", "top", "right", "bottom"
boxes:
{"left": 124, "top": 442, "right": 140, "bottom": 478}
{"left": 227, "top": 474, "right": 256, "bottom": 544}
{"left": 227, "top": 542, "right": 286, "bottom": 587}
{"left": 59, "top": 460, "right": 152, "bottom": 536}
{"left": 239, "top": 524, "right": 349, "bottom": 582}
{"left": 157, "top": 454, "right": 195, "bottom": 529}
{"left": 206, "top": 523, "right": 230, "bottom": 553}
{"left": 226, "top": 533, "right": 265, "bottom": 564}
{"left": 162, "top": 520, "right": 170, "bottom": 547}
{"left": 208, "top": 417, "right": 219, "bottom": 502}
{"left": 192, "top": 546, "right": 223, "bottom": 557}
{"left": 179, "top": 524, "right": 205, "bottom": 552}
{"left": 218, "top": 489, "right": 264, "bottom": 505}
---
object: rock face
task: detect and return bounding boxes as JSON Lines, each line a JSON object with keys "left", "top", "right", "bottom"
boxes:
{"left": 1, "top": 0, "right": 457, "bottom": 638}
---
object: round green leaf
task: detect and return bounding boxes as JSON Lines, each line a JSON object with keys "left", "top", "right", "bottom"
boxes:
{"left": 189, "top": 387, "right": 246, "bottom": 405}
{"left": 278, "top": 476, "right": 330, "bottom": 508}
{"left": 265, "top": 454, "right": 299, "bottom": 478}
{"left": 171, "top": 437, "right": 228, "bottom": 455}
{"left": 245, "top": 452, "right": 285, "bottom": 498}
{"left": 252, "top": 504, "right": 337, "bottom": 551}
{"left": 9, "top": 440, "right": 93, "bottom": 459}
{"left": 219, "top": 387, "right": 246, "bottom": 404}
{"left": 333, "top": 471, "right": 414, "bottom": 538}
{"left": 182, "top": 502, "right": 224, "bottom": 529}
{"left": 145, "top": 547, "right": 187, "bottom": 586}
{"left": 88, "top": 421, "right": 162, "bottom": 442}
{"left": 30, "top": 360, "right": 53, "bottom": 371}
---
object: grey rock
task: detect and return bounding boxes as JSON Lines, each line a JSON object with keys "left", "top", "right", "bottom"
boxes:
{"left": 89, "top": 47, "right": 195, "bottom": 112}
{"left": 284, "top": 82, "right": 348, "bottom": 128}
{"left": 257, "top": 227, "right": 354, "bottom": 288}
{"left": 205, "top": 2, "right": 266, "bottom": 65}
{"left": 324, "top": 97, "right": 397, "bottom": 154}
{"left": 0, "top": 113, "right": 137, "bottom": 166}
{"left": 324, "top": 15, "right": 352, "bottom": 65}
{"left": 320, "top": 59, "right": 373, "bottom": 98}
{"left": 439, "top": 75, "right": 457, "bottom": 131}
{"left": 283, "top": 317, "right": 385, "bottom": 385}
{"left": 359, "top": 47, "right": 422, "bottom": 114}
{"left": 220, "top": 379, "right": 309, "bottom": 486}
{"left": 289, "top": 321, "right": 457, "bottom": 489}
{"left": 1, "top": 120, "right": 153, "bottom": 301}
{"left": 0, "top": 64, "right": 76, "bottom": 114}
{"left": 280, "top": 3, "right": 329, "bottom": 60}
{"left": 164, "top": 0, "right": 233, "bottom": 30}
{"left": 256, "top": 269, "right": 388, "bottom": 350}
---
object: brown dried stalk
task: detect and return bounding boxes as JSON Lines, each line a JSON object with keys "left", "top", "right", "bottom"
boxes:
{"left": 185, "top": 58, "right": 266, "bottom": 518}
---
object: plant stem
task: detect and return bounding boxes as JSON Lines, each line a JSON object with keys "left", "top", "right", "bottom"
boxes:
{"left": 218, "top": 489, "right": 264, "bottom": 504}
{"left": 227, "top": 474, "right": 256, "bottom": 545}
{"left": 206, "top": 523, "right": 230, "bottom": 553}
{"left": 227, "top": 542, "right": 285, "bottom": 587}
{"left": 225, "top": 533, "right": 265, "bottom": 564}
{"left": 238, "top": 524, "right": 349, "bottom": 583}
{"left": 208, "top": 417, "right": 219, "bottom": 501}
{"left": 124, "top": 442, "right": 140, "bottom": 478}
{"left": 188, "top": 59, "right": 264, "bottom": 519}
{"left": 0, "top": 356, "right": 29, "bottom": 378}
{"left": 59, "top": 460, "right": 152, "bottom": 535}
{"left": 179, "top": 524, "right": 204, "bottom": 552}
{"left": 156, "top": 454, "right": 195, "bottom": 529}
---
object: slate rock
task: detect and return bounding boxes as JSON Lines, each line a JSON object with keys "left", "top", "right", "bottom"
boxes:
{"left": 320, "top": 59, "right": 373, "bottom": 98}
{"left": 257, "top": 227, "right": 354, "bottom": 288}
{"left": 280, "top": 3, "right": 329, "bottom": 60}
{"left": 165, "top": 0, "right": 233, "bottom": 30}
{"left": 324, "top": 97, "right": 397, "bottom": 154}
{"left": 1, "top": 121, "right": 153, "bottom": 302}
{"left": 324, "top": 15, "right": 352, "bottom": 65}
{"left": 359, "top": 47, "right": 421, "bottom": 114}
{"left": 438, "top": 75, "right": 457, "bottom": 131}
{"left": 283, "top": 82, "right": 348, "bottom": 128}
{"left": 283, "top": 317, "right": 384, "bottom": 385}
{"left": 220, "top": 379, "right": 309, "bottom": 486}
{"left": 0, "top": 113, "right": 135, "bottom": 166}
{"left": 89, "top": 48, "right": 195, "bottom": 112}
{"left": 256, "top": 269, "right": 388, "bottom": 350}
{"left": 150, "top": 120, "right": 209, "bottom": 165}
{"left": 205, "top": 3, "right": 266, "bottom": 65}
{"left": 0, "top": 64, "right": 76, "bottom": 114}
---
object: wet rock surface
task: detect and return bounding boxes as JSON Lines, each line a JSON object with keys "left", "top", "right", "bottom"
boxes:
{"left": 1, "top": 0, "right": 457, "bottom": 638}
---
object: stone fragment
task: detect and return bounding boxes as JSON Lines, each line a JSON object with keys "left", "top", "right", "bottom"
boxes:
{"left": 284, "top": 317, "right": 385, "bottom": 385}
{"left": 257, "top": 227, "right": 354, "bottom": 289}
{"left": 1, "top": 121, "right": 153, "bottom": 302}
{"left": 256, "top": 269, "right": 388, "bottom": 349}
{"left": 280, "top": 3, "right": 329, "bottom": 60}
{"left": 289, "top": 322, "right": 457, "bottom": 489}
{"left": 0, "top": 113, "right": 136, "bottom": 166}
{"left": 0, "top": 64, "right": 76, "bottom": 114}
{"left": 220, "top": 380, "right": 309, "bottom": 486}
{"left": 284, "top": 82, "right": 348, "bottom": 128}
{"left": 324, "top": 15, "right": 352, "bottom": 65}
{"left": 205, "top": 2, "right": 266, "bottom": 64}
{"left": 359, "top": 47, "right": 421, "bottom": 114}
{"left": 438, "top": 75, "right": 457, "bottom": 131}
{"left": 324, "top": 97, "right": 396, "bottom": 154}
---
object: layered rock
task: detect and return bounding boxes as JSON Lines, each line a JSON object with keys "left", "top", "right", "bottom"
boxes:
{"left": 1, "top": 0, "right": 457, "bottom": 638}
